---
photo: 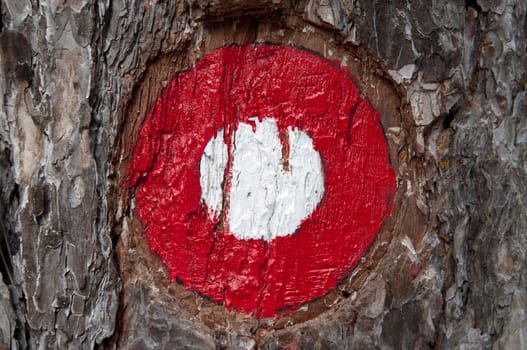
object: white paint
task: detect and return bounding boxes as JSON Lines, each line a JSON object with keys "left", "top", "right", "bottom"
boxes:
{"left": 229, "top": 118, "right": 324, "bottom": 240}
{"left": 199, "top": 118, "right": 324, "bottom": 240}
{"left": 199, "top": 129, "right": 228, "bottom": 218}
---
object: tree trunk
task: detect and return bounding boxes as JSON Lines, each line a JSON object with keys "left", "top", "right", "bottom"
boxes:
{"left": 0, "top": 0, "right": 525, "bottom": 349}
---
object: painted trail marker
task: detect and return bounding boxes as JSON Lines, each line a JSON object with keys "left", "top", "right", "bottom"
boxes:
{"left": 128, "top": 45, "right": 396, "bottom": 317}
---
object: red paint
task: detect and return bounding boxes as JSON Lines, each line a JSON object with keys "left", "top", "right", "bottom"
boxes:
{"left": 128, "top": 45, "right": 396, "bottom": 317}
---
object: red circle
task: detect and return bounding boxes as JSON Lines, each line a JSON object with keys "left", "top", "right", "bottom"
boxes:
{"left": 128, "top": 45, "right": 396, "bottom": 317}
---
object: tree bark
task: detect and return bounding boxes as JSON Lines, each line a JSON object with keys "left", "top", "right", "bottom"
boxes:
{"left": 0, "top": 0, "right": 525, "bottom": 349}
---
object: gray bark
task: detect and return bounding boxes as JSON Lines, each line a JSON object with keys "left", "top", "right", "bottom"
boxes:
{"left": 0, "top": 0, "right": 525, "bottom": 349}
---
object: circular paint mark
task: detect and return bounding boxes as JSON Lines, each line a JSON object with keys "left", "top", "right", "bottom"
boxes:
{"left": 200, "top": 117, "right": 324, "bottom": 240}
{"left": 128, "top": 45, "right": 396, "bottom": 317}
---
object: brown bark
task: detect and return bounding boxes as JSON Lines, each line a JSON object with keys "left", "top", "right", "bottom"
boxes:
{"left": 0, "top": 0, "right": 526, "bottom": 349}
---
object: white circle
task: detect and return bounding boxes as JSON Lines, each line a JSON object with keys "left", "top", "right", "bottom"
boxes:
{"left": 199, "top": 117, "right": 324, "bottom": 241}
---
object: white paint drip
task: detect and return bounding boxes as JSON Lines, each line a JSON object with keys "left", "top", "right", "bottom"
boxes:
{"left": 199, "top": 118, "right": 324, "bottom": 240}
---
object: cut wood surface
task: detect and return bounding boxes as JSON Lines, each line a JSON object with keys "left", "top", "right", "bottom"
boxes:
{"left": 0, "top": 0, "right": 525, "bottom": 349}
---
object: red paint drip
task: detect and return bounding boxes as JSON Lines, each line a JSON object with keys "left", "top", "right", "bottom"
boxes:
{"left": 128, "top": 45, "right": 396, "bottom": 317}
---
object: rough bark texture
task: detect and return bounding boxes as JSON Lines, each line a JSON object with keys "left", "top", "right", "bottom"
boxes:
{"left": 0, "top": 0, "right": 525, "bottom": 349}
